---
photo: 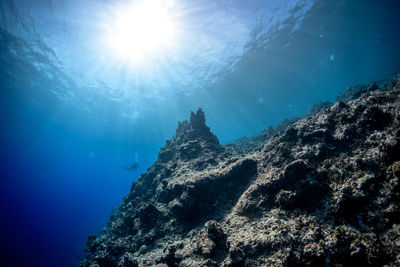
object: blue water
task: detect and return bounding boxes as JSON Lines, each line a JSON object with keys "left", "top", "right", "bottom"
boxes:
{"left": 1, "top": 0, "right": 400, "bottom": 266}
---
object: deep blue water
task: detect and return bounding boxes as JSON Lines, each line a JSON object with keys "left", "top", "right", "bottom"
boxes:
{"left": 1, "top": 0, "right": 400, "bottom": 266}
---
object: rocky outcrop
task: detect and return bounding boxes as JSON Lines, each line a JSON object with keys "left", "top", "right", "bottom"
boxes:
{"left": 225, "top": 117, "right": 301, "bottom": 156}
{"left": 82, "top": 74, "right": 400, "bottom": 266}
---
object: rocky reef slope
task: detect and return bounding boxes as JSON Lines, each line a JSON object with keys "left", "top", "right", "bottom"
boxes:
{"left": 82, "top": 75, "right": 400, "bottom": 266}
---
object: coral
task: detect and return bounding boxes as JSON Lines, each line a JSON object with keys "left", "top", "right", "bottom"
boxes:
{"left": 82, "top": 73, "right": 400, "bottom": 266}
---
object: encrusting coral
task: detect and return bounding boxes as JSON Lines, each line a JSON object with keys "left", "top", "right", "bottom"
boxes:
{"left": 82, "top": 74, "right": 400, "bottom": 266}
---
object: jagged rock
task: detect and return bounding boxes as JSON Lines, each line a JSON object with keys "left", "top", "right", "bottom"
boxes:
{"left": 225, "top": 117, "right": 301, "bottom": 155}
{"left": 193, "top": 221, "right": 226, "bottom": 258}
{"left": 82, "top": 74, "right": 400, "bottom": 267}
{"left": 138, "top": 202, "right": 161, "bottom": 227}
{"left": 306, "top": 101, "right": 333, "bottom": 117}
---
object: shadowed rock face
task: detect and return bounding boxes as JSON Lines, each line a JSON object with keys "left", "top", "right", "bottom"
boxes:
{"left": 82, "top": 74, "right": 400, "bottom": 267}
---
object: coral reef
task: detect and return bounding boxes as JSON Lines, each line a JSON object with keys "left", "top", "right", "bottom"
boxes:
{"left": 82, "top": 74, "right": 400, "bottom": 266}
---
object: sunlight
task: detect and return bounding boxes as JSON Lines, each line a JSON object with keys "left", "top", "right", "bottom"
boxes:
{"left": 104, "top": 0, "right": 179, "bottom": 65}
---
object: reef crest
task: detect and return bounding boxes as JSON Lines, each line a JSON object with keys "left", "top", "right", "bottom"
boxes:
{"left": 82, "top": 74, "right": 400, "bottom": 266}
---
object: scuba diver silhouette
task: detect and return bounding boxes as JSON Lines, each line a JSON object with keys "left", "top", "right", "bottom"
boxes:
{"left": 124, "top": 162, "right": 138, "bottom": 171}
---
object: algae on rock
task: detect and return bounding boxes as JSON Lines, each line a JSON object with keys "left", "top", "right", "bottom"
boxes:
{"left": 82, "top": 74, "right": 400, "bottom": 267}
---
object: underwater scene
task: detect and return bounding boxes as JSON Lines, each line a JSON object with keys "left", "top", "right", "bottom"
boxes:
{"left": 1, "top": 0, "right": 400, "bottom": 266}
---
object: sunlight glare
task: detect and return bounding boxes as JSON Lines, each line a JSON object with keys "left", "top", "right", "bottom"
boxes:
{"left": 105, "top": 0, "right": 178, "bottom": 65}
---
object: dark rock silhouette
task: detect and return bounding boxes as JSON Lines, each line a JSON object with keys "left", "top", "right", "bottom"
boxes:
{"left": 82, "top": 73, "right": 400, "bottom": 266}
